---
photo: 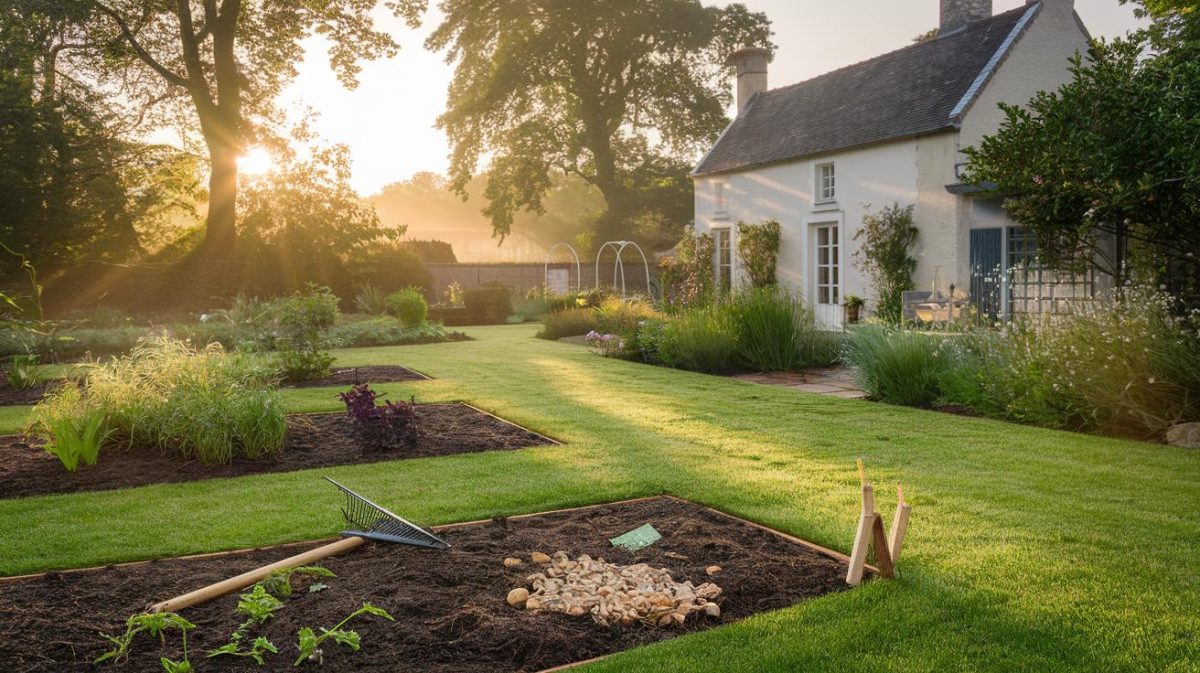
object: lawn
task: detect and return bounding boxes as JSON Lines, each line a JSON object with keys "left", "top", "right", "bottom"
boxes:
{"left": 2, "top": 324, "right": 1197, "bottom": 672}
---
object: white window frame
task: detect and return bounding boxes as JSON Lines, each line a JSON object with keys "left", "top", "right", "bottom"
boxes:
{"left": 714, "top": 180, "right": 729, "bottom": 219}
{"left": 813, "top": 223, "right": 840, "bottom": 306}
{"left": 713, "top": 227, "right": 733, "bottom": 294}
{"left": 815, "top": 162, "right": 836, "bottom": 204}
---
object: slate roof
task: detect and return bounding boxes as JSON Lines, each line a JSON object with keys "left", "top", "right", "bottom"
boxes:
{"left": 693, "top": 3, "right": 1039, "bottom": 176}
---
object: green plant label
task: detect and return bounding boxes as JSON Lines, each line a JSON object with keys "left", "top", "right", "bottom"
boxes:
{"left": 609, "top": 524, "right": 662, "bottom": 551}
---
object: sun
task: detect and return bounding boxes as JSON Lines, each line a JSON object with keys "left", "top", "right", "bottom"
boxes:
{"left": 238, "top": 147, "right": 275, "bottom": 176}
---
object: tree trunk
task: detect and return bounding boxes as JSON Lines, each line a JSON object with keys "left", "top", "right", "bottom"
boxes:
{"left": 202, "top": 133, "right": 238, "bottom": 259}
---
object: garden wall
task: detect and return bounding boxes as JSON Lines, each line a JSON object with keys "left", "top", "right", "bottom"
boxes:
{"left": 427, "top": 263, "right": 657, "bottom": 295}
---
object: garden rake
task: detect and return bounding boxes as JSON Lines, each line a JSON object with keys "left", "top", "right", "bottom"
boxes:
{"left": 148, "top": 478, "right": 447, "bottom": 613}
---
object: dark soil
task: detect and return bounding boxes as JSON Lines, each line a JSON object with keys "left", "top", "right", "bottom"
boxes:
{"left": 0, "top": 497, "right": 854, "bottom": 672}
{"left": 0, "top": 405, "right": 554, "bottom": 500}
{"left": 0, "top": 379, "right": 61, "bottom": 406}
{"left": 291, "top": 365, "right": 429, "bottom": 388}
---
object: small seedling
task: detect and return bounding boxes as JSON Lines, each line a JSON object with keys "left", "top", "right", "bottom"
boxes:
{"left": 209, "top": 565, "right": 337, "bottom": 666}
{"left": 96, "top": 611, "right": 195, "bottom": 672}
{"left": 208, "top": 636, "right": 279, "bottom": 666}
{"left": 259, "top": 565, "right": 336, "bottom": 599}
{"left": 236, "top": 584, "right": 285, "bottom": 626}
{"left": 293, "top": 602, "right": 394, "bottom": 666}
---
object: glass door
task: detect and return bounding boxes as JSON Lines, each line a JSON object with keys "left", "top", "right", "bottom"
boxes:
{"left": 813, "top": 224, "right": 840, "bottom": 328}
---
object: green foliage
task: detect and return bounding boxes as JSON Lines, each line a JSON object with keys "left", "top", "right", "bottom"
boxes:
{"left": 736, "top": 219, "right": 782, "bottom": 288}
{"left": 207, "top": 636, "right": 278, "bottom": 666}
{"left": 962, "top": 19, "right": 1200, "bottom": 296}
{"left": 722, "top": 287, "right": 804, "bottom": 372}
{"left": 660, "top": 229, "right": 716, "bottom": 311}
{"left": 209, "top": 566, "right": 334, "bottom": 666}
{"left": 326, "top": 318, "right": 454, "bottom": 348}
{"left": 294, "top": 602, "right": 394, "bottom": 666}
{"left": 594, "top": 297, "right": 661, "bottom": 337}
{"left": 274, "top": 286, "right": 339, "bottom": 384}
{"left": 96, "top": 611, "right": 196, "bottom": 668}
{"left": 258, "top": 566, "right": 337, "bottom": 599}
{"left": 37, "top": 384, "right": 114, "bottom": 472}
{"left": 427, "top": 0, "right": 772, "bottom": 241}
{"left": 28, "top": 337, "right": 285, "bottom": 465}
{"left": 4, "top": 353, "right": 39, "bottom": 390}
{"left": 854, "top": 203, "right": 918, "bottom": 324}
{"left": 386, "top": 288, "right": 429, "bottom": 327}
{"left": 536, "top": 308, "right": 600, "bottom": 340}
{"left": 354, "top": 284, "right": 390, "bottom": 315}
{"left": 236, "top": 585, "right": 285, "bottom": 627}
{"left": 842, "top": 326, "right": 947, "bottom": 407}
{"left": 656, "top": 306, "right": 738, "bottom": 374}
{"left": 463, "top": 287, "right": 513, "bottom": 324}
{"left": 443, "top": 281, "right": 465, "bottom": 307}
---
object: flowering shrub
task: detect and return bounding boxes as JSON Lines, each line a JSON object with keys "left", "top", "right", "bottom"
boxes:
{"left": 337, "top": 384, "right": 418, "bottom": 449}
{"left": 584, "top": 331, "right": 626, "bottom": 358}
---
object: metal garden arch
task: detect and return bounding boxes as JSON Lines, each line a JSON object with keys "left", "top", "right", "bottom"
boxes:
{"left": 594, "top": 240, "right": 651, "bottom": 297}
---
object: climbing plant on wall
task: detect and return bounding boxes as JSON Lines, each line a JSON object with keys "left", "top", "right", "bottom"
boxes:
{"left": 854, "top": 203, "right": 918, "bottom": 324}
{"left": 660, "top": 228, "right": 715, "bottom": 311}
{"left": 736, "top": 219, "right": 781, "bottom": 288}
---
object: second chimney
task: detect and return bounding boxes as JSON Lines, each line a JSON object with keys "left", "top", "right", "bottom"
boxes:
{"left": 726, "top": 47, "right": 770, "bottom": 117}
{"left": 940, "top": 0, "right": 992, "bottom": 34}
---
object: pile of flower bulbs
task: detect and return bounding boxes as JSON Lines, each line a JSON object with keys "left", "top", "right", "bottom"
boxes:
{"left": 507, "top": 551, "right": 722, "bottom": 626}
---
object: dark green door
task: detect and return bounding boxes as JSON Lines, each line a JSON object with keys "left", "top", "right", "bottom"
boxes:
{"left": 970, "top": 228, "right": 1003, "bottom": 320}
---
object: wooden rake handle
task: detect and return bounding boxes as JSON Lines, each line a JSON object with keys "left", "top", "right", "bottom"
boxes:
{"left": 147, "top": 536, "right": 366, "bottom": 613}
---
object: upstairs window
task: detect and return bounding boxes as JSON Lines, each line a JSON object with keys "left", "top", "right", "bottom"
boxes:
{"left": 714, "top": 180, "right": 728, "bottom": 218}
{"left": 816, "top": 163, "right": 836, "bottom": 203}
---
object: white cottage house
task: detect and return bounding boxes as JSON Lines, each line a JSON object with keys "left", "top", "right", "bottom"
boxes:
{"left": 692, "top": 0, "right": 1094, "bottom": 328}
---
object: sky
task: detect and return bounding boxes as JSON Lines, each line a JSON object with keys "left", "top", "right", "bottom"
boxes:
{"left": 276, "top": 0, "right": 1146, "bottom": 196}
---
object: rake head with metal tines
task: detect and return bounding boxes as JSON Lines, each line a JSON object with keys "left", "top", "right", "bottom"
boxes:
{"left": 325, "top": 477, "right": 449, "bottom": 549}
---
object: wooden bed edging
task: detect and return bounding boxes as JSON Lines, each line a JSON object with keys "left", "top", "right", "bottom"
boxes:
{"left": 457, "top": 401, "right": 563, "bottom": 445}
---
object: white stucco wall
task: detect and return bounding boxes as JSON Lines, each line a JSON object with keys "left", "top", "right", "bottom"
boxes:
{"left": 693, "top": 136, "right": 962, "bottom": 324}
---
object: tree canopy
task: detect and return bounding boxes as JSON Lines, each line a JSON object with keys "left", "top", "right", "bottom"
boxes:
{"left": 962, "top": 1, "right": 1200, "bottom": 297}
{"left": 427, "top": 0, "right": 773, "bottom": 244}
{"left": 89, "top": 0, "right": 427, "bottom": 258}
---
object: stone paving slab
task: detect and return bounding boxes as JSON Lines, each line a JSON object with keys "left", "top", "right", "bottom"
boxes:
{"left": 732, "top": 367, "right": 866, "bottom": 399}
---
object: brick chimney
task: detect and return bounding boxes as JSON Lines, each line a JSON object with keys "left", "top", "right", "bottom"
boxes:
{"left": 726, "top": 47, "right": 770, "bottom": 116}
{"left": 940, "top": 0, "right": 992, "bottom": 33}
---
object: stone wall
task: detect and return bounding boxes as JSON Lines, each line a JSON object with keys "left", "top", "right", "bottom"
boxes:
{"left": 427, "top": 262, "right": 656, "bottom": 295}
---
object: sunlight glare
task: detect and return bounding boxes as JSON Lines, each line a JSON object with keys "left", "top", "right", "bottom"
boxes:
{"left": 238, "top": 147, "right": 274, "bottom": 176}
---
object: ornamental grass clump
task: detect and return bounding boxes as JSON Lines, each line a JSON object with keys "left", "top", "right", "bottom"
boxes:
{"left": 842, "top": 326, "right": 947, "bottom": 407}
{"left": 656, "top": 306, "right": 738, "bottom": 374}
{"left": 723, "top": 287, "right": 814, "bottom": 372}
{"left": 28, "top": 337, "right": 286, "bottom": 467}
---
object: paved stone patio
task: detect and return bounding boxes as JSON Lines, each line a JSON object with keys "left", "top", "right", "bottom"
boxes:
{"left": 733, "top": 367, "right": 867, "bottom": 399}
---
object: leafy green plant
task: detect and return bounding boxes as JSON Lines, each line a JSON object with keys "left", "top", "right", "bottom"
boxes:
{"left": 258, "top": 565, "right": 337, "bottom": 598}
{"left": 842, "top": 325, "right": 946, "bottom": 406}
{"left": 854, "top": 203, "right": 918, "bottom": 324}
{"left": 536, "top": 307, "right": 599, "bottom": 340}
{"left": 276, "top": 348, "right": 336, "bottom": 384}
{"left": 4, "top": 353, "right": 39, "bottom": 389}
{"left": 659, "top": 228, "right": 715, "bottom": 311}
{"left": 326, "top": 318, "right": 454, "bottom": 348}
{"left": 28, "top": 337, "right": 285, "bottom": 466}
{"left": 274, "top": 285, "right": 339, "bottom": 383}
{"left": 463, "top": 286, "right": 513, "bottom": 324}
{"left": 354, "top": 284, "right": 390, "bottom": 315}
{"left": 723, "top": 287, "right": 814, "bottom": 372}
{"left": 208, "top": 636, "right": 279, "bottom": 666}
{"left": 736, "top": 219, "right": 782, "bottom": 288}
{"left": 96, "top": 611, "right": 196, "bottom": 671}
{"left": 386, "top": 287, "right": 429, "bottom": 327}
{"left": 33, "top": 383, "right": 113, "bottom": 471}
{"left": 656, "top": 305, "right": 738, "bottom": 374}
{"left": 294, "top": 602, "right": 394, "bottom": 666}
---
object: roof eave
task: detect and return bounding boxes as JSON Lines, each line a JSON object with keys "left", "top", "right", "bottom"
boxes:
{"left": 948, "top": 2, "right": 1042, "bottom": 125}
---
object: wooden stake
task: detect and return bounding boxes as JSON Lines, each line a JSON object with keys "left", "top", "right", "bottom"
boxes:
{"left": 888, "top": 483, "right": 912, "bottom": 564}
{"left": 871, "top": 514, "right": 894, "bottom": 578}
{"left": 846, "top": 482, "right": 874, "bottom": 586}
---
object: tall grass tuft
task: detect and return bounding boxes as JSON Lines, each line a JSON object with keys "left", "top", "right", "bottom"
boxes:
{"left": 842, "top": 326, "right": 946, "bottom": 406}
{"left": 29, "top": 337, "right": 286, "bottom": 466}
{"left": 723, "top": 287, "right": 812, "bottom": 372}
{"left": 657, "top": 306, "right": 738, "bottom": 374}
{"left": 385, "top": 288, "right": 428, "bottom": 327}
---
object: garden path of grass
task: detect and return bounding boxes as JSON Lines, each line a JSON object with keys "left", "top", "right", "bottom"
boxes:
{"left": 2, "top": 325, "right": 1197, "bottom": 672}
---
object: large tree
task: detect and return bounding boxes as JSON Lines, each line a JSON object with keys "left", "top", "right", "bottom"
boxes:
{"left": 88, "top": 0, "right": 426, "bottom": 258}
{"left": 427, "top": 0, "right": 772, "bottom": 243}
{"left": 963, "top": 0, "right": 1200, "bottom": 295}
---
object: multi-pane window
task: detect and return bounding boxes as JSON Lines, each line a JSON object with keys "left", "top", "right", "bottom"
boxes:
{"left": 713, "top": 228, "right": 732, "bottom": 293}
{"left": 714, "top": 180, "right": 728, "bottom": 218}
{"left": 816, "top": 163, "right": 836, "bottom": 203}
{"left": 815, "top": 224, "right": 839, "bottom": 304}
{"left": 1007, "top": 226, "right": 1038, "bottom": 268}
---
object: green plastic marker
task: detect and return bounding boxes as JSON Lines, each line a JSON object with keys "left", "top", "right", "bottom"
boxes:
{"left": 610, "top": 524, "right": 662, "bottom": 551}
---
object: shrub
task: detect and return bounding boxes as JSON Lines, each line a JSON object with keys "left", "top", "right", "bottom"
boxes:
{"left": 631, "top": 318, "right": 668, "bottom": 365}
{"left": 594, "top": 297, "right": 660, "bottom": 337}
{"left": 722, "top": 287, "right": 812, "bottom": 372}
{"left": 4, "top": 353, "right": 39, "bottom": 389}
{"left": 842, "top": 326, "right": 946, "bottom": 406}
{"left": 386, "top": 288, "right": 428, "bottom": 327}
{"left": 659, "top": 229, "right": 715, "bottom": 311}
{"left": 657, "top": 306, "right": 737, "bottom": 374}
{"left": 736, "top": 219, "right": 781, "bottom": 288}
{"left": 536, "top": 308, "right": 599, "bottom": 340}
{"left": 326, "top": 318, "right": 453, "bottom": 348}
{"left": 855, "top": 203, "right": 918, "bottom": 324}
{"left": 276, "top": 348, "right": 336, "bottom": 384}
{"left": 463, "top": 286, "right": 513, "bottom": 324}
{"left": 273, "top": 286, "right": 339, "bottom": 383}
{"left": 28, "top": 337, "right": 286, "bottom": 466}
{"left": 337, "top": 384, "right": 418, "bottom": 449}
{"left": 354, "top": 284, "right": 389, "bottom": 315}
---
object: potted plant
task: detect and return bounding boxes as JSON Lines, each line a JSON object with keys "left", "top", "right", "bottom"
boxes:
{"left": 844, "top": 295, "right": 865, "bottom": 324}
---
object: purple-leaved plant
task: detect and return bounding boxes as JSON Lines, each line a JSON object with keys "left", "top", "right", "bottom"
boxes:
{"left": 337, "top": 384, "right": 418, "bottom": 449}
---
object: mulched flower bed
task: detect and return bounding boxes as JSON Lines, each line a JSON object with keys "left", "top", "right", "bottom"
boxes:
{"left": 291, "top": 365, "right": 429, "bottom": 388}
{"left": 0, "top": 379, "right": 62, "bottom": 406}
{"left": 0, "top": 405, "right": 555, "bottom": 499}
{"left": 0, "top": 497, "right": 856, "bottom": 672}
